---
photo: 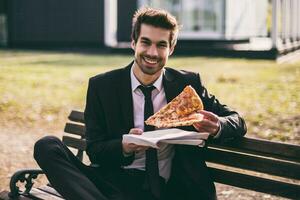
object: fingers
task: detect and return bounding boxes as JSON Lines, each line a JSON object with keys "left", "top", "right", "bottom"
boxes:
{"left": 123, "top": 128, "right": 148, "bottom": 154}
{"left": 134, "top": 145, "right": 149, "bottom": 152}
{"left": 193, "top": 120, "right": 219, "bottom": 135}
{"left": 122, "top": 142, "right": 149, "bottom": 154}
{"left": 128, "top": 143, "right": 149, "bottom": 150}
{"left": 129, "top": 128, "right": 143, "bottom": 135}
{"left": 125, "top": 128, "right": 152, "bottom": 153}
{"left": 199, "top": 110, "right": 219, "bottom": 122}
{"left": 193, "top": 111, "right": 220, "bottom": 136}
{"left": 129, "top": 143, "right": 149, "bottom": 153}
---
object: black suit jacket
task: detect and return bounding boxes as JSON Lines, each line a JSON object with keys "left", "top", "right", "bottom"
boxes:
{"left": 84, "top": 62, "right": 246, "bottom": 167}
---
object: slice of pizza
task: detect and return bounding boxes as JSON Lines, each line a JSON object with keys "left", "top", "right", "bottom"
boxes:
{"left": 145, "top": 85, "right": 204, "bottom": 128}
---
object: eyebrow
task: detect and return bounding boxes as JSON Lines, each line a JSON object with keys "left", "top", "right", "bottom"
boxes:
{"left": 140, "top": 37, "right": 168, "bottom": 45}
{"left": 140, "top": 37, "right": 151, "bottom": 42}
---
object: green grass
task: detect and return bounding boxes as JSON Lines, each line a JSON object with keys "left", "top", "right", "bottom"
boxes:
{"left": 0, "top": 50, "right": 299, "bottom": 143}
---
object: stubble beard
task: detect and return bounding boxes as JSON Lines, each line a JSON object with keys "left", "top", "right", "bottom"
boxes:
{"left": 135, "top": 56, "right": 164, "bottom": 76}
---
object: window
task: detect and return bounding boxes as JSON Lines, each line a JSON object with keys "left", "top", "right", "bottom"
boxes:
{"left": 138, "top": 0, "right": 225, "bottom": 39}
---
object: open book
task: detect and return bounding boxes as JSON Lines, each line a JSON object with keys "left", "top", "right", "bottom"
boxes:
{"left": 122, "top": 128, "right": 209, "bottom": 149}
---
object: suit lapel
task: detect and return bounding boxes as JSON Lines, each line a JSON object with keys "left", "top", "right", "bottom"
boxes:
{"left": 163, "top": 68, "right": 181, "bottom": 103}
{"left": 118, "top": 63, "right": 134, "bottom": 129}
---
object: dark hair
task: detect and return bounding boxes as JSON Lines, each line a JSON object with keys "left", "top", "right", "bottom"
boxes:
{"left": 131, "top": 7, "right": 179, "bottom": 47}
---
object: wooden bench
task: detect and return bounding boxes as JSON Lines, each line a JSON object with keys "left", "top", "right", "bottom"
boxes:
{"left": 1, "top": 110, "right": 300, "bottom": 199}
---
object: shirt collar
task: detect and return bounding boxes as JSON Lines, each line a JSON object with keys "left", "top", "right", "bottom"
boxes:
{"left": 130, "top": 64, "right": 164, "bottom": 93}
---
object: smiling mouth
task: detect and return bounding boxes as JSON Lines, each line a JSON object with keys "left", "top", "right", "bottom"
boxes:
{"left": 143, "top": 57, "right": 158, "bottom": 64}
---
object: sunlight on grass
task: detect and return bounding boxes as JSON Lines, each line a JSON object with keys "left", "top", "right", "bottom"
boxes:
{"left": 0, "top": 50, "right": 299, "bottom": 144}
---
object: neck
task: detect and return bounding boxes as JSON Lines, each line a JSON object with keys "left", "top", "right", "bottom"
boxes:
{"left": 132, "top": 62, "right": 162, "bottom": 86}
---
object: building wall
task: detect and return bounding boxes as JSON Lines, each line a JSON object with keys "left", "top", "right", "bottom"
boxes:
{"left": 225, "top": 0, "right": 268, "bottom": 39}
{"left": 0, "top": 0, "right": 6, "bottom": 13}
{"left": 117, "top": 0, "right": 137, "bottom": 42}
{"left": 8, "top": 0, "right": 104, "bottom": 47}
{"left": 0, "top": 0, "right": 7, "bottom": 46}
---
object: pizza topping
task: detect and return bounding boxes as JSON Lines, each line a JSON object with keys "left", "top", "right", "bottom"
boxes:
{"left": 145, "top": 85, "right": 204, "bottom": 128}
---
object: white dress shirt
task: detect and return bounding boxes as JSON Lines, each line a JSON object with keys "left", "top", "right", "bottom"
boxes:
{"left": 123, "top": 67, "right": 174, "bottom": 181}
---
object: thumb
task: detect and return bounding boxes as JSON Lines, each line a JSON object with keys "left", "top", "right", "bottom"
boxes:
{"left": 129, "top": 128, "right": 143, "bottom": 135}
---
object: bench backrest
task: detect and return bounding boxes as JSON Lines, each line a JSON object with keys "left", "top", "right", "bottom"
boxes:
{"left": 63, "top": 110, "right": 300, "bottom": 199}
{"left": 63, "top": 110, "right": 86, "bottom": 161}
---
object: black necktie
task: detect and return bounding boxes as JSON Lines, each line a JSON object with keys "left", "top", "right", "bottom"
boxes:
{"left": 138, "top": 85, "right": 162, "bottom": 199}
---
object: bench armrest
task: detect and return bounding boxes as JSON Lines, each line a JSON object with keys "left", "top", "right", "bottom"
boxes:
{"left": 8, "top": 169, "right": 44, "bottom": 198}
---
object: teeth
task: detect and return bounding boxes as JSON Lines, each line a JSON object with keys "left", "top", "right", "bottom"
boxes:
{"left": 144, "top": 57, "right": 158, "bottom": 64}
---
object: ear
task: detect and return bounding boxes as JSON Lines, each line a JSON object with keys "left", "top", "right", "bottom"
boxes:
{"left": 131, "top": 40, "right": 136, "bottom": 51}
{"left": 169, "top": 44, "right": 175, "bottom": 56}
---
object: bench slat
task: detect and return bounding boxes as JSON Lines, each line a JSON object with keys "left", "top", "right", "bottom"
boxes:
{"left": 62, "top": 136, "right": 86, "bottom": 151}
{"left": 206, "top": 147, "right": 300, "bottom": 180}
{"left": 70, "top": 111, "right": 300, "bottom": 161}
{"left": 29, "top": 188, "right": 64, "bottom": 200}
{"left": 0, "top": 191, "right": 33, "bottom": 200}
{"left": 68, "top": 110, "right": 84, "bottom": 123}
{"left": 210, "top": 167, "right": 300, "bottom": 199}
{"left": 68, "top": 110, "right": 300, "bottom": 160}
{"left": 64, "top": 123, "right": 85, "bottom": 137}
{"left": 38, "top": 185, "right": 63, "bottom": 198}
{"left": 210, "top": 137, "right": 300, "bottom": 161}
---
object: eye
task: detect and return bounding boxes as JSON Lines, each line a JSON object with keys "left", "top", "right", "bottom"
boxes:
{"left": 141, "top": 40, "right": 151, "bottom": 46}
{"left": 157, "top": 43, "right": 168, "bottom": 48}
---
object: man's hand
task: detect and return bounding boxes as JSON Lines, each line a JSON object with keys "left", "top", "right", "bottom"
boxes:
{"left": 122, "top": 128, "right": 149, "bottom": 154}
{"left": 193, "top": 110, "right": 220, "bottom": 137}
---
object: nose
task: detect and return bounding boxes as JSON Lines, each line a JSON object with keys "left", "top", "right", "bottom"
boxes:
{"left": 147, "top": 44, "right": 158, "bottom": 57}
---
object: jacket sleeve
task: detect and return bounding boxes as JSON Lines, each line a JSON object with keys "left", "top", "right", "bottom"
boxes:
{"left": 84, "top": 78, "right": 134, "bottom": 168}
{"left": 193, "top": 74, "right": 247, "bottom": 141}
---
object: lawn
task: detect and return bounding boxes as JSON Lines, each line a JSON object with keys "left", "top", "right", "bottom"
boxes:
{"left": 0, "top": 49, "right": 299, "bottom": 198}
{"left": 1, "top": 49, "right": 299, "bottom": 143}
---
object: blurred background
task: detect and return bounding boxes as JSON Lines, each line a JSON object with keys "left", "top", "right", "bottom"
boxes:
{"left": 1, "top": 0, "right": 300, "bottom": 58}
{"left": 0, "top": 0, "right": 299, "bottom": 199}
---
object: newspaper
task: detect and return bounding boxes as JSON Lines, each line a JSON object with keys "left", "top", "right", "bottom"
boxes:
{"left": 122, "top": 128, "right": 209, "bottom": 149}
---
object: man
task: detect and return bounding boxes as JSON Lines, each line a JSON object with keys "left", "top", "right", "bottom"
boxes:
{"left": 34, "top": 7, "right": 247, "bottom": 200}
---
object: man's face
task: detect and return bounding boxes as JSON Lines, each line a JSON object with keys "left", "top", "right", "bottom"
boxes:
{"left": 131, "top": 24, "right": 175, "bottom": 76}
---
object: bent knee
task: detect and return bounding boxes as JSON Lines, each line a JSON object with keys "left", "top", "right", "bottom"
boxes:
{"left": 34, "top": 136, "right": 62, "bottom": 161}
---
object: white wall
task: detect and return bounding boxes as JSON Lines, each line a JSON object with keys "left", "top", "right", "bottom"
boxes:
{"left": 225, "top": 0, "right": 268, "bottom": 39}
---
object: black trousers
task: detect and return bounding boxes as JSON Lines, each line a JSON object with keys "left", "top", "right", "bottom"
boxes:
{"left": 34, "top": 136, "right": 217, "bottom": 200}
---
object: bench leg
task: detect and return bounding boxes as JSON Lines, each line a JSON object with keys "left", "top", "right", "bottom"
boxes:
{"left": 8, "top": 169, "right": 44, "bottom": 198}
